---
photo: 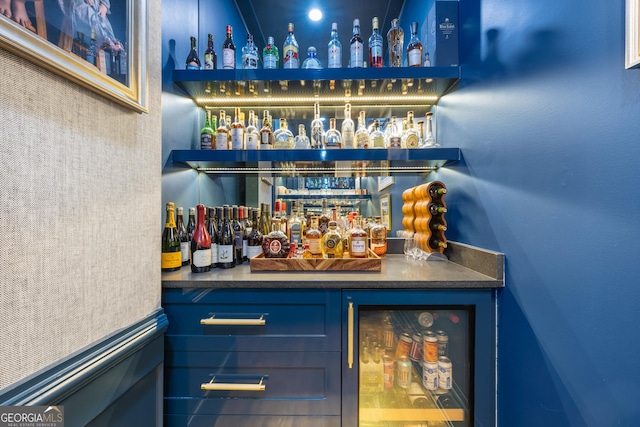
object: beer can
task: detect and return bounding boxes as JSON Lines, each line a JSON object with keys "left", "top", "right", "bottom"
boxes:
{"left": 383, "top": 355, "right": 395, "bottom": 389}
{"left": 436, "top": 330, "right": 448, "bottom": 357}
{"left": 395, "top": 332, "right": 413, "bottom": 359}
{"left": 438, "top": 356, "right": 453, "bottom": 390}
{"left": 422, "top": 360, "right": 439, "bottom": 390}
{"left": 396, "top": 356, "right": 412, "bottom": 389}
{"left": 422, "top": 330, "right": 438, "bottom": 362}
{"left": 383, "top": 325, "right": 395, "bottom": 350}
{"left": 409, "top": 333, "right": 422, "bottom": 361}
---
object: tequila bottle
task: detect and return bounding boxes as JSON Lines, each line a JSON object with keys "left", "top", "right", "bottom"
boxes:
{"left": 245, "top": 110, "right": 260, "bottom": 149}
{"left": 324, "top": 118, "right": 342, "bottom": 149}
{"left": 204, "top": 33, "right": 217, "bottom": 69}
{"left": 341, "top": 103, "right": 355, "bottom": 148}
{"left": 273, "top": 118, "right": 294, "bottom": 149}
{"left": 387, "top": 19, "right": 404, "bottom": 67}
{"left": 263, "top": 36, "right": 279, "bottom": 69}
{"left": 407, "top": 22, "right": 423, "bottom": 67}
{"left": 294, "top": 124, "right": 311, "bottom": 149}
{"left": 355, "top": 111, "right": 371, "bottom": 148}
{"left": 216, "top": 110, "right": 230, "bottom": 150}
{"left": 402, "top": 111, "right": 420, "bottom": 148}
{"left": 370, "top": 119, "right": 385, "bottom": 148}
{"left": 311, "top": 102, "right": 325, "bottom": 149}
{"left": 241, "top": 33, "right": 259, "bottom": 69}
{"left": 368, "top": 17, "right": 383, "bottom": 68}
{"left": 327, "top": 22, "right": 342, "bottom": 68}
{"left": 349, "top": 19, "right": 364, "bottom": 68}
{"left": 283, "top": 23, "right": 299, "bottom": 69}
{"left": 302, "top": 46, "right": 323, "bottom": 69}
{"left": 230, "top": 107, "right": 244, "bottom": 149}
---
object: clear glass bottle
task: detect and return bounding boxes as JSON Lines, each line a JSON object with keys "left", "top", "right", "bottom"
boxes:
{"left": 241, "top": 33, "right": 259, "bottom": 69}
{"left": 273, "top": 118, "right": 294, "bottom": 149}
{"left": 387, "top": 19, "right": 404, "bottom": 67}
{"left": 245, "top": 110, "right": 260, "bottom": 149}
{"left": 349, "top": 19, "right": 364, "bottom": 68}
{"left": 370, "top": 119, "right": 385, "bottom": 148}
{"left": 302, "top": 46, "right": 323, "bottom": 69}
{"left": 263, "top": 36, "right": 279, "bottom": 69}
{"left": 230, "top": 107, "right": 244, "bottom": 149}
{"left": 341, "top": 103, "right": 355, "bottom": 148}
{"left": 402, "top": 111, "right": 420, "bottom": 148}
{"left": 185, "top": 36, "right": 201, "bottom": 70}
{"left": 387, "top": 116, "right": 403, "bottom": 148}
{"left": 324, "top": 118, "right": 342, "bottom": 149}
{"left": 161, "top": 202, "right": 182, "bottom": 271}
{"left": 370, "top": 217, "right": 387, "bottom": 257}
{"left": 311, "top": 102, "right": 325, "bottom": 149}
{"left": 190, "top": 204, "right": 212, "bottom": 272}
{"left": 368, "top": 17, "right": 383, "bottom": 68}
{"left": 204, "top": 33, "right": 217, "bottom": 69}
{"left": 222, "top": 25, "right": 236, "bottom": 69}
{"left": 327, "top": 22, "right": 342, "bottom": 68}
{"left": 349, "top": 217, "right": 368, "bottom": 258}
{"left": 259, "top": 110, "right": 273, "bottom": 149}
{"left": 318, "top": 198, "right": 331, "bottom": 235}
{"left": 287, "top": 206, "right": 304, "bottom": 247}
{"left": 283, "top": 23, "right": 299, "bottom": 69}
{"left": 216, "top": 110, "right": 230, "bottom": 150}
{"left": 355, "top": 110, "right": 371, "bottom": 148}
{"left": 294, "top": 124, "right": 311, "bottom": 149}
{"left": 407, "top": 22, "right": 423, "bottom": 67}
{"left": 305, "top": 217, "right": 323, "bottom": 258}
{"left": 422, "top": 112, "right": 436, "bottom": 147}
{"left": 200, "top": 109, "right": 214, "bottom": 150}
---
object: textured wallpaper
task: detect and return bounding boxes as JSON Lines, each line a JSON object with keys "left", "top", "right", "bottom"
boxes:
{"left": 0, "top": 7, "right": 161, "bottom": 390}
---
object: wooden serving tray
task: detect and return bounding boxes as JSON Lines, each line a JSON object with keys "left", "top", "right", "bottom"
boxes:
{"left": 249, "top": 253, "right": 382, "bottom": 272}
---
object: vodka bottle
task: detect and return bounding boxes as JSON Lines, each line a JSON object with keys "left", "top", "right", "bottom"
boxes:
{"left": 341, "top": 103, "right": 355, "bottom": 148}
{"left": 349, "top": 19, "right": 364, "bottom": 68}
{"left": 328, "top": 22, "right": 342, "bottom": 68}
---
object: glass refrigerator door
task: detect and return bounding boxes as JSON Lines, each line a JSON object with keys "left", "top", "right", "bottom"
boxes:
{"left": 343, "top": 290, "right": 496, "bottom": 427}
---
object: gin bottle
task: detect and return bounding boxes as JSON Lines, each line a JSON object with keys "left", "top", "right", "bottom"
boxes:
{"left": 406, "top": 22, "right": 423, "bottom": 67}
{"left": 283, "top": 23, "right": 299, "bottom": 69}
{"left": 241, "top": 34, "right": 259, "bottom": 69}
{"left": 387, "top": 19, "right": 404, "bottom": 67}
{"left": 324, "top": 118, "right": 342, "bottom": 149}
{"left": 263, "top": 36, "right": 279, "bottom": 69}
{"left": 200, "top": 109, "right": 214, "bottom": 149}
{"left": 368, "top": 17, "right": 383, "bottom": 68}
{"left": 341, "top": 103, "right": 355, "bottom": 148}
{"left": 327, "top": 22, "right": 342, "bottom": 68}
{"left": 349, "top": 19, "right": 364, "bottom": 68}
{"left": 294, "top": 124, "right": 311, "bottom": 149}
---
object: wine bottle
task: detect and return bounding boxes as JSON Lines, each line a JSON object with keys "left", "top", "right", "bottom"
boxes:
{"left": 204, "top": 33, "right": 217, "bottom": 69}
{"left": 429, "top": 183, "right": 447, "bottom": 199}
{"left": 207, "top": 207, "right": 218, "bottom": 269}
{"left": 176, "top": 206, "right": 190, "bottom": 266}
{"left": 246, "top": 208, "right": 263, "bottom": 260}
{"left": 222, "top": 25, "right": 236, "bottom": 69}
{"left": 185, "top": 36, "right": 201, "bottom": 70}
{"left": 218, "top": 205, "right": 235, "bottom": 268}
{"left": 161, "top": 202, "right": 182, "bottom": 271}
{"left": 242, "top": 207, "right": 251, "bottom": 261}
{"left": 187, "top": 207, "right": 196, "bottom": 239}
{"left": 232, "top": 206, "right": 244, "bottom": 265}
{"left": 190, "top": 204, "right": 211, "bottom": 273}
{"left": 429, "top": 203, "right": 447, "bottom": 216}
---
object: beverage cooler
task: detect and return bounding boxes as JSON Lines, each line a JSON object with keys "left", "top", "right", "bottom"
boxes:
{"left": 342, "top": 290, "right": 496, "bottom": 427}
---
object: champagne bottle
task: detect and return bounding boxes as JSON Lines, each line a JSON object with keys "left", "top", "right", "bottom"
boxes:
{"left": 190, "top": 204, "right": 211, "bottom": 273}
{"left": 218, "top": 205, "right": 235, "bottom": 268}
{"left": 176, "top": 207, "right": 190, "bottom": 266}
{"left": 185, "top": 36, "right": 201, "bottom": 70}
{"left": 161, "top": 202, "right": 182, "bottom": 271}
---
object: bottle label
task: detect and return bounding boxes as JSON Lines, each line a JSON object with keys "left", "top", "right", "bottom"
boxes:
{"left": 324, "top": 236, "right": 338, "bottom": 250}
{"left": 373, "top": 135, "right": 384, "bottom": 148}
{"left": 242, "top": 240, "right": 248, "bottom": 257}
{"left": 405, "top": 134, "right": 419, "bottom": 148}
{"left": 308, "top": 238, "right": 322, "bottom": 255}
{"left": 350, "top": 42, "right": 363, "bottom": 67}
{"left": 290, "top": 226, "right": 301, "bottom": 246}
{"left": 218, "top": 245, "right": 233, "bottom": 263}
{"left": 242, "top": 53, "right": 258, "bottom": 69}
{"left": 216, "top": 133, "right": 229, "bottom": 150}
{"left": 210, "top": 243, "right": 218, "bottom": 264}
{"left": 268, "top": 239, "right": 282, "bottom": 255}
{"left": 200, "top": 133, "right": 212, "bottom": 150}
{"left": 328, "top": 46, "right": 341, "bottom": 68}
{"left": 231, "top": 128, "right": 244, "bottom": 149}
{"left": 192, "top": 249, "right": 212, "bottom": 268}
{"left": 356, "top": 133, "right": 371, "bottom": 148}
{"left": 180, "top": 242, "right": 190, "bottom": 263}
{"left": 389, "top": 136, "right": 402, "bottom": 148}
{"left": 408, "top": 49, "right": 422, "bottom": 66}
{"left": 370, "top": 42, "right": 382, "bottom": 62}
{"left": 222, "top": 48, "right": 235, "bottom": 68}
{"left": 283, "top": 46, "right": 298, "bottom": 68}
{"left": 204, "top": 53, "right": 214, "bottom": 69}
{"left": 342, "top": 130, "right": 355, "bottom": 148}
{"left": 261, "top": 132, "right": 272, "bottom": 147}
{"left": 161, "top": 251, "right": 182, "bottom": 269}
{"left": 350, "top": 238, "right": 367, "bottom": 255}
{"left": 264, "top": 53, "right": 276, "bottom": 69}
{"left": 247, "top": 244, "right": 262, "bottom": 259}
{"left": 234, "top": 231, "right": 243, "bottom": 249}
{"left": 246, "top": 133, "right": 259, "bottom": 149}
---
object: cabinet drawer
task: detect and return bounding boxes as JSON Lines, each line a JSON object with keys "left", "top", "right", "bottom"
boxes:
{"left": 164, "top": 414, "right": 340, "bottom": 427}
{"left": 163, "top": 288, "right": 340, "bottom": 352}
{"left": 164, "top": 351, "right": 341, "bottom": 416}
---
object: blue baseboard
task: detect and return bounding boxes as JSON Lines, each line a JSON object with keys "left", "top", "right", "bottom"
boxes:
{"left": 0, "top": 309, "right": 168, "bottom": 427}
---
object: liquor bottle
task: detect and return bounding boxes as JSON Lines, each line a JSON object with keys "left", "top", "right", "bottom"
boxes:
{"left": 204, "top": 33, "right": 217, "bottom": 69}
{"left": 370, "top": 217, "right": 387, "bottom": 257}
{"left": 318, "top": 198, "right": 331, "bottom": 235}
{"left": 187, "top": 207, "right": 196, "bottom": 240}
{"left": 161, "top": 202, "right": 182, "bottom": 271}
{"left": 185, "top": 36, "right": 201, "bottom": 70}
{"left": 207, "top": 207, "right": 218, "bottom": 268}
{"left": 288, "top": 205, "right": 304, "bottom": 247}
{"left": 86, "top": 29, "right": 97, "bottom": 66}
{"left": 429, "top": 183, "right": 447, "bottom": 199}
{"left": 341, "top": 103, "right": 355, "bottom": 149}
{"left": 176, "top": 207, "right": 190, "bottom": 266}
{"left": 355, "top": 111, "right": 371, "bottom": 148}
{"left": 422, "top": 112, "right": 436, "bottom": 147}
{"left": 274, "top": 118, "right": 294, "bottom": 149}
{"left": 387, "top": 19, "right": 404, "bottom": 67}
{"left": 294, "top": 124, "right": 311, "bottom": 149}
{"left": 218, "top": 205, "right": 235, "bottom": 268}
{"left": 370, "top": 119, "right": 385, "bottom": 148}
{"left": 387, "top": 116, "right": 403, "bottom": 148}
{"left": 263, "top": 36, "right": 279, "bottom": 69}
{"left": 407, "top": 22, "right": 423, "bottom": 67}
{"left": 327, "top": 22, "right": 342, "bottom": 68}
{"left": 241, "top": 33, "right": 259, "bottom": 69}
{"left": 259, "top": 111, "right": 273, "bottom": 149}
{"left": 216, "top": 110, "right": 230, "bottom": 150}
{"left": 231, "top": 107, "right": 245, "bottom": 149}
{"left": 246, "top": 208, "right": 263, "bottom": 260}
{"left": 429, "top": 236, "right": 447, "bottom": 250}
{"left": 429, "top": 203, "right": 447, "bottom": 216}
{"left": 305, "top": 217, "right": 323, "bottom": 258}
{"left": 368, "top": 17, "right": 383, "bottom": 68}
{"left": 245, "top": 110, "right": 260, "bottom": 149}
{"left": 302, "top": 46, "right": 323, "bottom": 69}
{"left": 222, "top": 25, "right": 236, "bottom": 69}
{"left": 322, "top": 214, "right": 344, "bottom": 258}
{"left": 232, "top": 206, "right": 244, "bottom": 265}
{"left": 348, "top": 217, "right": 368, "bottom": 258}
{"left": 242, "top": 207, "right": 251, "bottom": 261}
{"left": 259, "top": 203, "right": 271, "bottom": 236}
{"left": 190, "top": 204, "right": 212, "bottom": 273}
{"left": 271, "top": 200, "right": 283, "bottom": 232}
{"left": 324, "top": 118, "right": 342, "bottom": 149}
{"left": 200, "top": 109, "right": 214, "bottom": 149}
{"left": 349, "top": 19, "right": 364, "bottom": 68}
{"left": 262, "top": 222, "right": 291, "bottom": 258}
{"left": 402, "top": 111, "right": 420, "bottom": 148}
{"left": 311, "top": 102, "right": 325, "bottom": 149}
{"left": 283, "top": 23, "right": 299, "bottom": 69}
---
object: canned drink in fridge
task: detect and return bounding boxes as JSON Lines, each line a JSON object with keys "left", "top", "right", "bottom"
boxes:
{"left": 422, "top": 330, "right": 438, "bottom": 362}
{"left": 409, "top": 333, "right": 422, "bottom": 361}
{"left": 396, "top": 356, "right": 412, "bottom": 389}
{"left": 438, "top": 356, "right": 453, "bottom": 390}
{"left": 383, "top": 325, "right": 395, "bottom": 350}
{"left": 383, "top": 355, "right": 395, "bottom": 389}
{"left": 418, "top": 311, "right": 434, "bottom": 328}
{"left": 422, "top": 360, "right": 439, "bottom": 391}
{"left": 395, "top": 332, "right": 413, "bottom": 359}
{"left": 436, "top": 330, "right": 448, "bottom": 357}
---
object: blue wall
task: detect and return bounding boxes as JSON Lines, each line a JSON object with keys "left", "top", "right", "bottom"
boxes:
{"left": 431, "top": 0, "right": 640, "bottom": 425}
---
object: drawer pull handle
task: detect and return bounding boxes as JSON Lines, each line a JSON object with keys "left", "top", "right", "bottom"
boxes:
{"left": 200, "top": 315, "right": 266, "bottom": 326}
{"left": 201, "top": 377, "right": 266, "bottom": 392}
{"left": 348, "top": 302, "right": 354, "bottom": 369}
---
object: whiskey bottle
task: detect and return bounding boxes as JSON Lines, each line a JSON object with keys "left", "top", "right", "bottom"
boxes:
{"left": 370, "top": 217, "right": 387, "bottom": 257}
{"left": 241, "top": 33, "right": 258, "bottom": 69}
{"left": 324, "top": 118, "right": 342, "bottom": 149}
{"left": 204, "top": 33, "right": 217, "bottom": 69}
{"left": 387, "top": 19, "right": 404, "bottom": 67}
{"left": 263, "top": 36, "right": 279, "bottom": 69}
{"left": 305, "top": 217, "right": 323, "bottom": 258}
{"left": 368, "top": 17, "right": 383, "bottom": 68}
{"left": 161, "top": 203, "right": 182, "bottom": 271}
{"left": 341, "top": 103, "right": 355, "bottom": 149}
{"left": 259, "top": 111, "right": 273, "bottom": 149}
{"left": 283, "top": 23, "right": 299, "bottom": 69}
{"left": 310, "top": 102, "right": 325, "bottom": 149}
{"left": 185, "top": 36, "right": 201, "bottom": 70}
{"left": 406, "top": 22, "right": 423, "bottom": 67}
{"left": 216, "top": 110, "right": 230, "bottom": 150}
{"left": 288, "top": 205, "right": 304, "bottom": 247}
{"left": 348, "top": 217, "right": 368, "bottom": 258}
{"left": 327, "top": 22, "right": 342, "bottom": 68}
{"left": 230, "top": 107, "right": 245, "bottom": 149}
{"left": 355, "top": 111, "right": 371, "bottom": 148}
{"left": 402, "top": 111, "right": 420, "bottom": 148}
{"left": 349, "top": 19, "right": 364, "bottom": 68}
{"left": 222, "top": 25, "right": 236, "bottom": 69}
{"left": 245, "top": 110, "right": 260, "bottom": 149}
{"left": 200, "top": 109, "right": 214, "bottom": 150}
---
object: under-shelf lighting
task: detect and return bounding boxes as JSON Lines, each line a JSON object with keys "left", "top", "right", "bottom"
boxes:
{"left": 195, "top": 94, "right": 439, "bottom": 106}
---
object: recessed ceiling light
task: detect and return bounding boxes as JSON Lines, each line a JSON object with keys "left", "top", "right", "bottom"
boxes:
{"left": 308, "top": 8, "right": 323, "bottom": 21}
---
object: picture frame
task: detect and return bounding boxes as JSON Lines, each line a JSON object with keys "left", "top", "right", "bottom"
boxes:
{"left": 377, "top": 176, "right": 395, "bottom": 192}
{"left": 380, "top": 194, "right": 391, "bottom": 230}
{"left": 626, "top": 0, "right": 640, "bottom": 68}
{"left": 0, "top": 0, "right": 147, "bottom": 112}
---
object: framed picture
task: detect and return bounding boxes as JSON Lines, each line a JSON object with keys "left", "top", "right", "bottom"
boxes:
{"left": 0, "top": 0, "right": 147, "bottom": 112}
{"left": 380, "top": 194, "right": 391, "bottom": 230}
{"left": 626, "top": 0, "right": 640, "bottom": 68}
{"left": 378, "top": 176, "right": 395, "bottom": 192}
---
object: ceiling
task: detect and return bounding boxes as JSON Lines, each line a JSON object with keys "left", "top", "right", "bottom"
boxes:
{"left": 234, "top": 0, "right": 406, "bottom": 67}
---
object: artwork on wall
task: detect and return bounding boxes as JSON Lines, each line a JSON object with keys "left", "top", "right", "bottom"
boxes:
{"left": 626, "top": 0, "right": 640, "bottom": 68}
{"left": 0, "top": 0, "right": 147, "bottom": 112}
{"left": 380, "top": 194, "right": 391, "bottom": 229}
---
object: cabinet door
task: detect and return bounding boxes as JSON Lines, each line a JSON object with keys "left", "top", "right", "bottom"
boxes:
{"left": 341, "top": 289, "right": 496, "bottom": 427}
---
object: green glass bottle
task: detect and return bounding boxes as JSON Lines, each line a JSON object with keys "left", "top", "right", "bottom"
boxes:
{"left": 161, "top": 202, "right": 182, "bottom": 271}
{"left": 200, "top": 110, "right": 214, "bottom": 149}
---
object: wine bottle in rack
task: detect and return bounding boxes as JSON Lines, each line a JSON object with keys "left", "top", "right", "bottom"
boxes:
{"left": 161, "top": 202, "right": 182, "bottom": 271}
{"left": 176, "top": 206, "right": 190, "bottom": 266}
{"left": 190, "top": 204, "right": 211, "bottom": 273}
